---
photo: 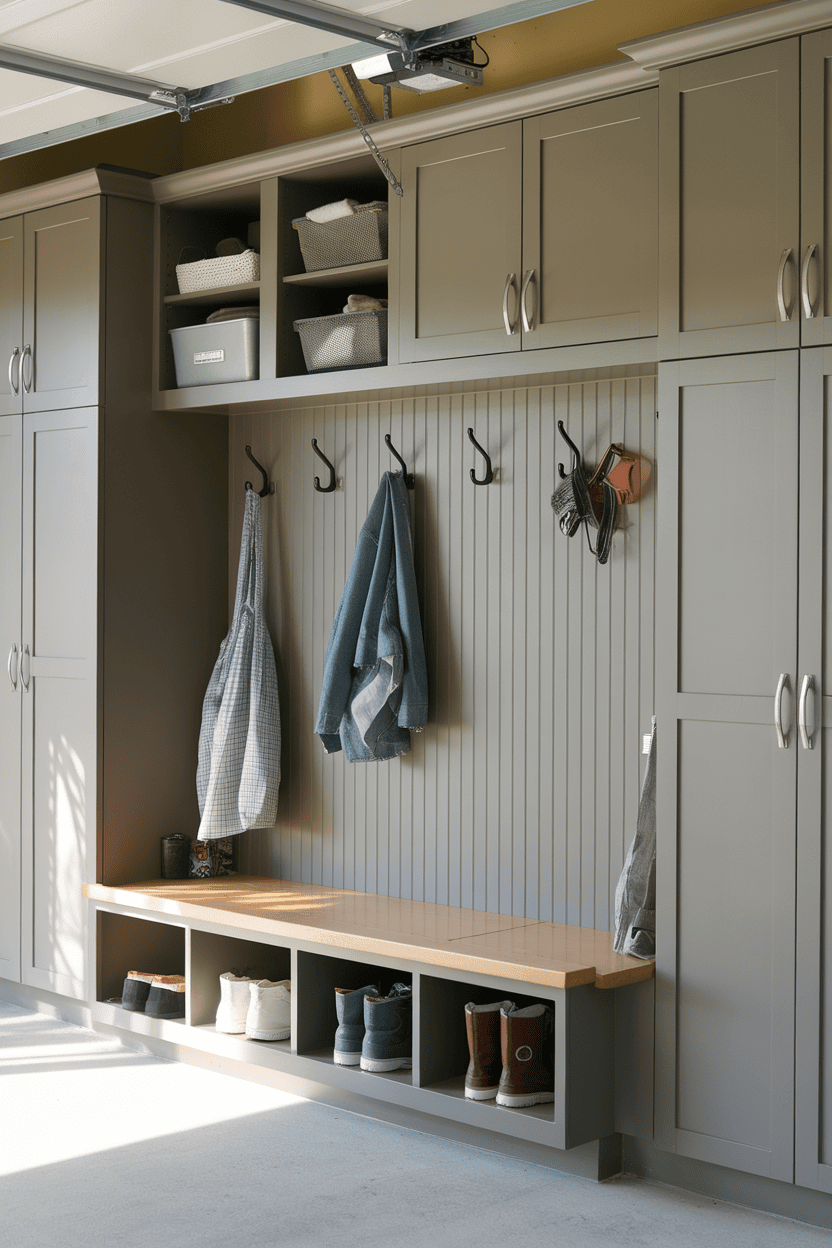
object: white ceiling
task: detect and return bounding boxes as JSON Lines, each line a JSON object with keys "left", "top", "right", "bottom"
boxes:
{"left": 0, "top": 0, "right": 589, "bottom": 157}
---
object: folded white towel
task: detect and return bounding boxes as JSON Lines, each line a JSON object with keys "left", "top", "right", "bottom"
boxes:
{"left": 343, "top": 294, "right": 388, "bottom": 313}
{"left": 307, "top": 198, "right": 358, "bottom": 224}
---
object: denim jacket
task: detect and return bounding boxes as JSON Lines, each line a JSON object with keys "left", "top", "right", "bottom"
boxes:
{"left": 315, "top": 471, "right": 428, "bottom": 761}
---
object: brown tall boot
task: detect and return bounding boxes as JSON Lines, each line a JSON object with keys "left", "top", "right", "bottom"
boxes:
{"left": 464, "top": 1000, "right": 514, "bottom": 1100}
{"left": 496, "top": 1003, "right": 554, "bottom": 1108}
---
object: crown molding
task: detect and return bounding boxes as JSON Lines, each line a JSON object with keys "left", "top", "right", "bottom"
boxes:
{"left": 620, "top": 0, "right": 832, "bottom": 71}
{"left": 151, "top": 59, "right": 657, "bottom": 204}
{"left": 0, "top": 166, "right": 154, "bottom": 218}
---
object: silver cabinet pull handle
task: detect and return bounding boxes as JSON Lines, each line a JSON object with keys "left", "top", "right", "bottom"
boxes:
{"left": 799, "top": 673, "right": 814, "bottom": 751}
{"left": 8, "top": 346, "right": 20, "bottom": 396}
{"left": 20, "top": 344, "right": 32, "bottom": 393}
{"left": 775, "top": 672, "right": 789, "bottom": 748}
{"left": 520, "top": 269, "right": 535, "bottom": 332}
{"left": 777, "top": 248, "right": 791, "bottom": 322}
{"left": 802, "top": 244, "right": 818, "bottom": 319}
{"left": 20, "top": 643, "right": 30, "bottom": 691}
{"left": 502, "top": 273, "right": 518, "bottom": 336}
{"left": 7, "top": 643, "right": 17, "bottom": 691}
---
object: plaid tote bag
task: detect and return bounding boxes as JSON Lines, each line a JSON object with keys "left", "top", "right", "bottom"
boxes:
{"left": 197, "top": 488, "right": 280, "bottom": 839}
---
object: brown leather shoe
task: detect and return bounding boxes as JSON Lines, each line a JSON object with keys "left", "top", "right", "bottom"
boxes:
{"left": 464, "top": 1000, "right": 514, "bottom": 1100}
{"left": 496, "top": 1003, "right": 555, "bottom": 1108}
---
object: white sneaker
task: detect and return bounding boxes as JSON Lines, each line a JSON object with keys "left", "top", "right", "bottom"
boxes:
{"left": 215, "top": 972, "right": 256, "bottom": 1034}
{"left": 246, "top": 979, "right": 291, "bottom": 1042}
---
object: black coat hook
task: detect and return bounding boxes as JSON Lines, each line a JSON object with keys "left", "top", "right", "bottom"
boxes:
{"left": 467, "top": 427, "right": 494, "bottom": 485}
{"left": 311, "top": 438, "right": 336, "bottom": 493}
{"left": 385, "top": 433, "right": 415, "bottom": 489}
{"left": 556, "top": 421, "right": 582, "bottom": 480}
{"left": 244, "top": 445, "right": 275, "bottom": 497}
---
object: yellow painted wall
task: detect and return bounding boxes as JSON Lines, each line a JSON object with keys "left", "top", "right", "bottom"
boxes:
{"left": 0, "top": 0, "right": 786, "bottom": 193}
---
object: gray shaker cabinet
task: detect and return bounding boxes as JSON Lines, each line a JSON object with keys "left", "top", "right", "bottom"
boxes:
{"left": 0, "top": 217, "right": 23, "bottom": 417}
{"left": 655, "top": 352, "right": 799, "bottom": 1181}
{"left": 521, "top": 90, "right": 658, "bottom": 349}
{"left": 20, "top": 407, "right": 98, "bottom": 999}
{"left": 398, "top": 122, "right": 523, "bottom": 363}
{"left": 0, "top": 413, "right": 22, "bottom": 983}
{"left": 0, "top": 406, "right": 97, "bottom": 1000}
{"left": 659, "top": 41, "right": 800, "bottom": 359}
{"left": 800, "top": 30, "right": 832, "bottom": 347}
{"left": 0, "top": 198, "right": 101, "bottom": 416}
{"left": 0, "top": 407, "right": 97, "bottom": 999}
{"left": 795, "top": 347, "right": 832, "bottom": 1193}
{"left": 398, "top": 92, "right": 658, "bottom": 363}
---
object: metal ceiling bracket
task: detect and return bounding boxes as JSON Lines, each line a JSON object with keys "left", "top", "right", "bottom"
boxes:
{"left": 149, "top": 89, "right": 236, "bottom": 122}
{"left": 328, "top": 68, "right": 402, "bottom": 196}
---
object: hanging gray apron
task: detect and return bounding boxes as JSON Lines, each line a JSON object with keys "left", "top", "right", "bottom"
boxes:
{"left": 196, "top": 488, "right": 280, "bottom": 839}
{"left": 613, "top": 717, "right": 656, "bottom": 959}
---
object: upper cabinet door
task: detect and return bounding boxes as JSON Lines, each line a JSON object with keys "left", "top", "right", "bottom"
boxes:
{"left": 399, "top": 122, "right": 523, "bottom": 363}
{"left": 522, "top": 90, "right": 658, "bottom": 350}
{"left": 801, "top": 30, "right": 832, "bottom": 346}
{"left": 659, "top": 41, "right": 800, "bottom": 359}
{"left": 0, "top": 216, "right": 23, "bottom": 418}
{"left": 22, "top": 198, "right": 102, "bottom": 413}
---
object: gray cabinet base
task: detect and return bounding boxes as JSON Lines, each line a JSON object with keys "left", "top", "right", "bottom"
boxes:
{"left": 624, "top": 1137, "right": 832, "bottom": 1232}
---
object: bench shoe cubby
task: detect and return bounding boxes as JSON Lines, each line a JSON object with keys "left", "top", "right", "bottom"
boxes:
{"left": 86, "top": 878, "right": 647, "bottom": 1155}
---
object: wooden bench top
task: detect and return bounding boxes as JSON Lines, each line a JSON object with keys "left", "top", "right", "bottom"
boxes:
{"left": 84, "top": 876, "right": 655, "bottom": 991}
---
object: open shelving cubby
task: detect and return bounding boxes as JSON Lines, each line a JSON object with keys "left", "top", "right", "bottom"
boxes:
{"left": 295, "top": 949, "right": 413, "bottom": 1089}
{"left": 96, "top": 910, "right": 187, "bottom": 1029}
{"left": 418, "top": 974, "right": 556, "bottom": 1128}
{"left": 189, "top": 929, "right": 291, "bottom": 1051}
{"left": 277, "top": 156, "right": 390, "bottom": 379}
{"left": 157, "top": 179, "right": 265, "bottom": 396}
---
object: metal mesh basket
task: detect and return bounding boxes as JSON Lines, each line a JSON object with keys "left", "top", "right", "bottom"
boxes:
{"left": 294, "top": 310, "right": 387, "bottom": 372}
{"left": 292, "top": 202, "right": 388, "bottom": 272}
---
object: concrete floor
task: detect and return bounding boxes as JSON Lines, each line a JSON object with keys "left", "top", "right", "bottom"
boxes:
{"left": 1, "top": 1001, "right": 828, "bottom": 1247}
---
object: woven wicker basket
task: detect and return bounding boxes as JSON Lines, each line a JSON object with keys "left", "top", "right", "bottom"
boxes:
{"left": 176, "top": 250, "right": 260, "bottom": 294}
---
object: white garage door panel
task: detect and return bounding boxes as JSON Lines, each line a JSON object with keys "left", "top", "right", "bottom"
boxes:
{"left": 0, "top": 2, "right": 589, "bottom": 154}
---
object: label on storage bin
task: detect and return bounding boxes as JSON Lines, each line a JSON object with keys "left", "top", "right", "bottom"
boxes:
{"left": 194, "top": 349, "right": 224, "bottom": 364}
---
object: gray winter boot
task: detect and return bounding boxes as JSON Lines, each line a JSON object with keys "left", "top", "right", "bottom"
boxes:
{"left": 334, "top": 983, "right": 379, "bottom": 1065}
{"left": 360, "top": 983, "right": 412, "bottom": 1072}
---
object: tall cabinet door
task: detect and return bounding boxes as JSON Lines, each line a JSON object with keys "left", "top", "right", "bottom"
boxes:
{"left": 801, "top": 30, "right": 832, "bottom": 346}
{"left": 795, "top": 347, "right": 832, "bottom": 1192}
{"left": 399, "top": 123, "right": 522, "bottom": 363}
{"left": 659, "top": 41, "right": 800, "bottom": 359}
{"left": 0, "top": 216, "right": 23, "bottom": 418}
{"left": 22, "top": 199, "right": 102, "bottom": 414}
{"left": 655, "top": 353, "right": 798, "bottom": 1182}
{"left": 20, "top": 408, "right": 98, "bottom": 1000}
{"left": 521, "top": 90, "right": 658, "bottom": 350}
{"left": 0, "top": 414, "right": 22, "bottom": 983}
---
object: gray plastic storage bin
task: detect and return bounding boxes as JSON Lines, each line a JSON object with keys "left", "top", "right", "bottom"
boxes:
{"left": 169, "top": 318, "right": 259, "bottom": 387}
{"left": 292, "top": 202, "right": 388, "bottom": 272}
{"left": 294, "top": 310, "right": 387, "bottom": 373}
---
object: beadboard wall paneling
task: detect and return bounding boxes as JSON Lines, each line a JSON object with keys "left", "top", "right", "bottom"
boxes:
{"left": 228, "top": 378, "right": 656, "bottom": 926}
